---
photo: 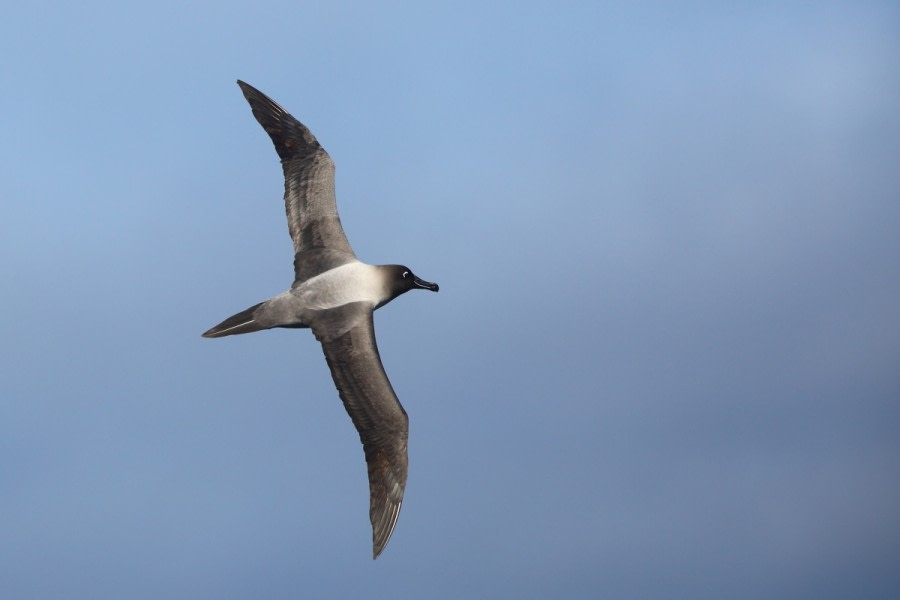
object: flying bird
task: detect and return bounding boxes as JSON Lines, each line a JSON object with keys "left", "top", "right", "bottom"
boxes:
{"left": 203, "top": 80, "right": 439, "bottom": 558}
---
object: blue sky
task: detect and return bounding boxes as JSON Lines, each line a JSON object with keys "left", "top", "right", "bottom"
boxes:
{"left": 2, "top": 1, "right": 899, "bottom": 598}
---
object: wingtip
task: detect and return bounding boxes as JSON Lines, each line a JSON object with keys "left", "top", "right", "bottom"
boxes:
{"left": 372, "top": 541, "right": 387, "bottom": 560}
{"left": 236, "top": 79, "right": 261, "bottom": 101}
{"left": 370, "top": 498, "right": 402, "bottom": 559}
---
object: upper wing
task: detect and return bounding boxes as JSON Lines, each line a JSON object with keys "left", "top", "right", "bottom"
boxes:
{"left": 311, "top": 303, "right": 409, "bottom": 559}
{"left": 237, "top": 80, "right": 355, "bottom": 263}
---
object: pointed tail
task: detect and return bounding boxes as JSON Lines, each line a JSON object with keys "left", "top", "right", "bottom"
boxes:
{"left": 202, "top": 302, "right": 268, "bottom": 338}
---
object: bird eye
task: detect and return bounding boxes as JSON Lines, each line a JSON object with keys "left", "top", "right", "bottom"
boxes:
{"left": 402, "top": 271, "right": 410, "bottom": 278}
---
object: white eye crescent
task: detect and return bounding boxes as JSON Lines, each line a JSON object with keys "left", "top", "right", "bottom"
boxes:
{"left": 402, "top": 271, "right": 410, "bottom": 278}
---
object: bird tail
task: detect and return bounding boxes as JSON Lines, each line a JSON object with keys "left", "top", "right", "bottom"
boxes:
{"left": 201, "top": 302, "right": 268, "bottom": 338}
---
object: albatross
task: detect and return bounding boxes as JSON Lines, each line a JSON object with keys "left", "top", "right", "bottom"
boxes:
{"left": 202, "top": 80, "right": 439, "bottom": 558}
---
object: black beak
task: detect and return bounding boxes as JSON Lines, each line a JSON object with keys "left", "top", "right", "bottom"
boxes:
{"left": 413, "top": 276, "right": 439, "bottom": 292}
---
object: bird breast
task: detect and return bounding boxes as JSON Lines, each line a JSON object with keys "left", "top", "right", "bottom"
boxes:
{"left": 295, "top": 262, "right": 386, "bottom": 310}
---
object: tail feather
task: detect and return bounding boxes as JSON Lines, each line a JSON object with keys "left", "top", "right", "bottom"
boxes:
{"left": 202, "top": 302, "right": 268, "bottom": 338}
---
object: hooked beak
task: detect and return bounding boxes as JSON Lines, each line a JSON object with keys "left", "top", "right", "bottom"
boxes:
{"left": 413, "top": 276, "right": 439, "bottom": 292}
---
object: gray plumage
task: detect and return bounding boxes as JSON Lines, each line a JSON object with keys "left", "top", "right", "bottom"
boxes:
{"left": 203, "top": 80, "right": 438, "bottom": 558}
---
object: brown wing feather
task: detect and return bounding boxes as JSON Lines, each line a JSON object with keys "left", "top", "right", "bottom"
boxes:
{"left": 312, "top": 304, "right": 409, "bottom": 559}
{"left": 236, "top": 80, "right": 355, "bottom": 262}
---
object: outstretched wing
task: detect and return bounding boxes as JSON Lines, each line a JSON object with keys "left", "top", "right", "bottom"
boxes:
{"left": 237, "top": 80, "right": 355, "bottom": 271}
{"left": 311, "top": 303, "right": 409, "bottom": 559}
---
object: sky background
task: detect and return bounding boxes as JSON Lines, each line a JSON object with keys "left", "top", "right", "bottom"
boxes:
{"left": 2, "top": 1, "right": 899, "bottom": 598}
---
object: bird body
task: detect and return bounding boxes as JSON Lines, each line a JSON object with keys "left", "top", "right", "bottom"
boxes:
{"left": 203, "top": 80, "right": 438, "bottom": 558}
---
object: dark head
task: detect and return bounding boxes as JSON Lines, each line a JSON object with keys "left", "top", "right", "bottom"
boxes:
{"left": 383, "top": 265, "right": 439, "bottom": 303}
